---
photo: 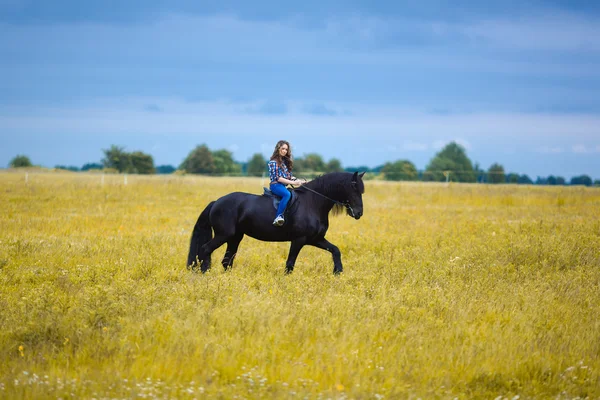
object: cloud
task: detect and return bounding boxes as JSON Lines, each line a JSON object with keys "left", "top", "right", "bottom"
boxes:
{"left": 144, "top": 104, "right": 163, "bottom": 113}
{"left": 246, "top": 101, "right": 288, "bottom": 115}
{"left": 303, "top": 103, "right": 337, "bottom": 116}
{"left": 403, "top": 141, "right": 428, "bottom": 151}
{"left": 536, "top": 146, "right": 564, "bottom": 154}
{"left": 3, "top": 98, "right": 600, "bottom": 142}
{"left": 460, "top": 12, "right": 600, "bottom": 52}
{"left": 3, "top": 11, "right": 599, "bottom": 78}
{"left": 572, "top": 144, "right": 600, "bottom": 153}
{"left": 3, "top": 97, "right": 600, "bottom": 179}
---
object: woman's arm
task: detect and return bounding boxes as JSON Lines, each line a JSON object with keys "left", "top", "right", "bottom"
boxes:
{"left": 268, "top": 161, "right": 278, "bottom": 183}
{"left": 277, "top": 176, "right": 302, "bottom": 186}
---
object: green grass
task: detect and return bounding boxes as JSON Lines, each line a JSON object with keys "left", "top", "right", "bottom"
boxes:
{"left": 1, "top": 171, "right": 599, "bottom": 399}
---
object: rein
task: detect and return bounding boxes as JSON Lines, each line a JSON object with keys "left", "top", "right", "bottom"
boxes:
{"left": 297, "top": 182, "right": 356, "bottom": 218}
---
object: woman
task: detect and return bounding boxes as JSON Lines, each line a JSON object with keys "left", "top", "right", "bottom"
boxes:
{"left": 268, "top": 140, "right": 305, "bottom": 226}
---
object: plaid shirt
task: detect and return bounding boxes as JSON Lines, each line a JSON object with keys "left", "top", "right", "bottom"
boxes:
{"left": 268, "top": 160, "right": 292, "bottom": 184}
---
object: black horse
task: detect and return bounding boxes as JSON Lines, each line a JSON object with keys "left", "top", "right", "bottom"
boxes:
{"left": 187, "top": 171, "right": 365, "bottom": 274}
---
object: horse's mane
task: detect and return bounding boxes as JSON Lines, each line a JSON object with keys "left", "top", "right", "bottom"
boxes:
{"left": 296, "top": 172, "right": 357, "bottom": 216}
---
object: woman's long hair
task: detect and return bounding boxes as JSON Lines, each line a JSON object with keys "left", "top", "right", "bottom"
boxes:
{"left": 270, "top": 140, "right": 294, "bottom": 171}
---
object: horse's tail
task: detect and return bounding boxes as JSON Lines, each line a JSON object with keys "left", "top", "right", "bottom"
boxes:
{"left": 187, "top": 201, "right": 215, "bottom": 269}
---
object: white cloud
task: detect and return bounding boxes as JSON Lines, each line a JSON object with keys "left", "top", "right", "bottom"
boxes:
{"left": 432, "top": 140, "right": 446, "bottom": 150}
{"left": 461, "top": 12, "right": 600, "bottom": 52}
{"left": 2, "top": 10, "right": 599, "bottom": 78}
{"left": 403, "top": 141, "right": 428, "bottom": 151}
{"left": 2, "top": 98, "right": 600, "bottom": 142}
{"left": 536, "top": 146, "right": 564, "bottom": 154}
{"left": 572, "top": 144, "right": 600, "bottom": 154}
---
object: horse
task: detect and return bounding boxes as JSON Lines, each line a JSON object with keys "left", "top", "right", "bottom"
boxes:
{"left": 187, "top": 171, "right": 365, "bottom": 275}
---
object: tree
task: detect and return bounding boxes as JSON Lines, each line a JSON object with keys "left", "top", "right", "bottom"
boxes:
{"left": 55, "top": 165, "right": 79, "bottom": 172}
{"left": 546, "top": 175, "right": 566, "bottom": 185}
{"left": 345, "top": 165, "right": 371, "bottom": 172}
{"left": 102, "top": 145, "right": 132, "bottom": 173}
{"left": 474, "top": 162, "right": 486, "bottom": 183}
{"left": 381, "top": 160, "right": 418, "bottom": 181}
{"left": 518, "top": 174, "right": 533, "bottom": 184}
{"left": 325, "top": 158, "right": 343, "bottom": 173}
{"left": 488, "top": 163, "right": 505, "bottom": 184}
{"left": 423, "top": 142, "right": 476, "bottom": 182}
{"left": 295, "top": 153, "right": 325, "bottom": 174}
{"left": 570, "top": 175, "right": 592, "bottom": 186}
{"left": 247, "top": 153, "right": 267, "bottom": 177}
{"left": 212, "top": 149, "right": 241, "bottom": 175}
{"left": 130, "top": 151, "right": 155, "bottom": 174}
{"left": 179, "top": 144, "right": 216, "bottom": 174}
{"left": 156, "top": 165, "right": 176, "bottom": 174}
{"left": 506, "top": 173, "right": 519, "bottom": 184}
{"left": 9, "top": 155, "right": 32, "bottom": 168}
{"left": 81, "top": 162, "right": 103, "bottom": 171}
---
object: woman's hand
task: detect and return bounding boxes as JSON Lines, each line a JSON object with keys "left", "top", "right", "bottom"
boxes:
{"left": 292, "top": 178, "right": 306, "bottom": 187}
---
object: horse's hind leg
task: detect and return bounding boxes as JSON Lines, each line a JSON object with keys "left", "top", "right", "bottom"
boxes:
{"left": 222, "top": 233, "right": 244, "bottom": 271}
{"left": 198, "top": 235, "right": 230, "bottom": 273}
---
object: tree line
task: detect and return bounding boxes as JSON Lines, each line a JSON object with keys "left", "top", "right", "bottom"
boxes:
{"left": 7, "top": 142, "right": 599, "bottom": 186}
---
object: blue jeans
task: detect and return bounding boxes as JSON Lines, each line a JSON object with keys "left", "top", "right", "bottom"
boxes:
{"left": 270, "top": 183, "right": 291, "bottom": 217}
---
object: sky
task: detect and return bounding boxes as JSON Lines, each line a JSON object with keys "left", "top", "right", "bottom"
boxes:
{"left": 1, "top": 0, "right": 599, "bottom": 179}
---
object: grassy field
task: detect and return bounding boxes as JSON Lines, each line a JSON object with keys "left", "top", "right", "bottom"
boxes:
{"left": 1, "top": 171, "right": 599, "bottom": 399}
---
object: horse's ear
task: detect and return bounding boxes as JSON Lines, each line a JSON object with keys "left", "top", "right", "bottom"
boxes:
{"left": 352, "top": 171, "right": 358, "bottom": 183}
{"left": 359, "top": 171, "right": 366, "bottom": 179}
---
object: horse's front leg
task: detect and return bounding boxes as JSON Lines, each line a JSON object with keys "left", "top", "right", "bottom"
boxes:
{"left": 285, "top": 237, "right": 307, "bottom": 274}
{"left": 310, "top": 238, "right": 343, "bottom": 275}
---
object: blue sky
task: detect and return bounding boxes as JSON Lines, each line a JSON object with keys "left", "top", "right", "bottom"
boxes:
{"left": 1, "top": 0, "right": 599, "bottom": 179}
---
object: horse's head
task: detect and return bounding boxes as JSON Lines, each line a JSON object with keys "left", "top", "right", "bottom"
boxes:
{"left": 345, "top": 171, "right": 365, "bottom": 219}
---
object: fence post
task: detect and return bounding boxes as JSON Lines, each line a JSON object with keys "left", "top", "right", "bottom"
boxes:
{"left": 444, "top": 171, "right": 450, "bottom": 186}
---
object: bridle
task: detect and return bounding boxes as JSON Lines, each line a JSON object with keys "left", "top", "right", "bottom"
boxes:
{"left": 297, "top": 181, "right": 357, "bottom": 218}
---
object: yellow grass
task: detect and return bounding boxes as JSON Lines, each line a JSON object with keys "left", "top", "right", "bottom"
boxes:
{"left": 1, "top": 171, "right": 599, "bottom": 399}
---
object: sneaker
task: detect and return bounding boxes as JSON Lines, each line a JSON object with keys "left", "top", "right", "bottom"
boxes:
{"left": 273, "top": 215, "right": 285, "bottom": 226}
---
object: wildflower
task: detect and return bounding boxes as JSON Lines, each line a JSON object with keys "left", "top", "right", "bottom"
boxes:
{"left": 18, "top": 345, "right": 24, "bottom": 357}
{"left": 336, "top": 383, "right": 344, "bottom": 391}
